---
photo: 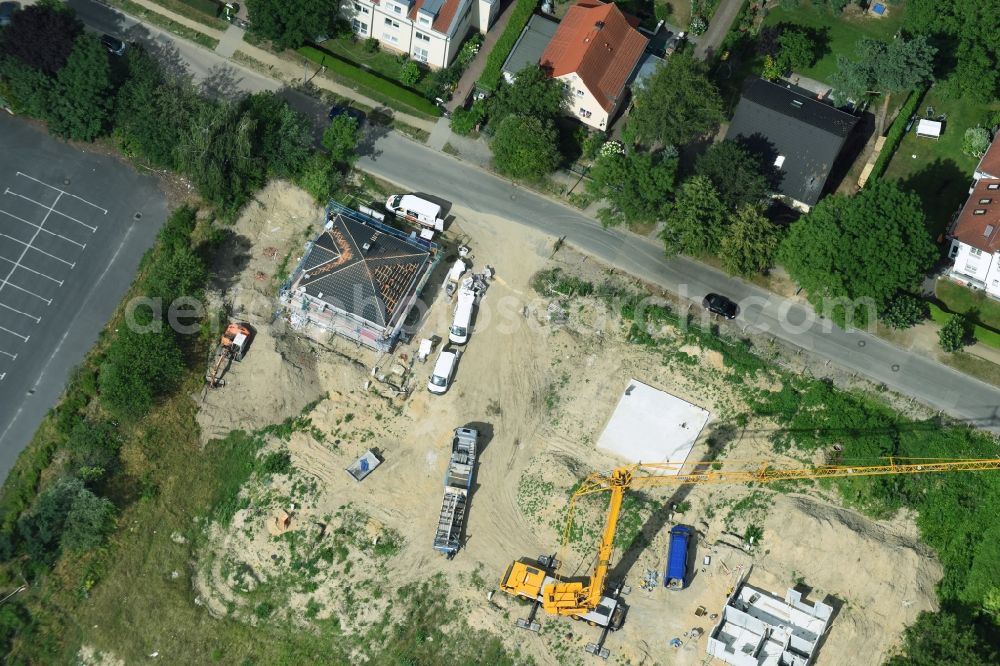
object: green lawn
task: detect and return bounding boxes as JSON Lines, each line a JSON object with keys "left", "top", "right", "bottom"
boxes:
{"left": 936, "top": 280, "right": 1000, "bottom": 331}
{"left": 762, "top": 2, "right": 905, "bottom": 84}
{"left": 150, "top": 0, "right": 228, "bottom": 30}
{"left": 319, "top": 37, "right": 447, "bottom": 101}
{"left": 883, "top": 88, "right": 999, "bottom": 238}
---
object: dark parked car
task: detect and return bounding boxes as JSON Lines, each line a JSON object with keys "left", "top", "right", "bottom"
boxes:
{"left": 101, "top": 34, "right": 127, "bottom": 56}
{"left": 328, "top": 105, "right": 365, "bottom": 125}
{"left": 702, "top": 293, "right": 739, "bottom": 319}
{"left": 0, "top": 2, "right": 19, "bottom": 27}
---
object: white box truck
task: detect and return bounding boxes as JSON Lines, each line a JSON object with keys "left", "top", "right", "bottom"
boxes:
{"left": 386, "top": 194, "right": 444, "bottom": 231}
{"left": 449, "top": 288, "right": 476, "bottom": 344}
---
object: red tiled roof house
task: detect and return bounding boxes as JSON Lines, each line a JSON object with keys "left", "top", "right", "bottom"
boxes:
{"left": 947, "top": 140, "right": 1000, "bottom": 296}
{"left": 343, "top": 0, "right": 500, "bottom": 68}
{"left": 539, "top": 0, "right": 648, "bottom": 130}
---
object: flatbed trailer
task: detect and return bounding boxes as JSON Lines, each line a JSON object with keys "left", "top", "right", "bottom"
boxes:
{"left": 432, "top": 427, "right": 478, "bottom": 556}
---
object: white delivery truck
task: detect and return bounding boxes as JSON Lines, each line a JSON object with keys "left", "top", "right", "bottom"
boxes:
{"left": 449, "top": 288, "right": 476, "bottom": 344}
{"left": 385, "top": 194, "right": 445, "bottom": 231}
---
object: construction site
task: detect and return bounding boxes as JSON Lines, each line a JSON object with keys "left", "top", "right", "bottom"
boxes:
{"left": 189, "top": 179, "right": 994, "bottom": 665}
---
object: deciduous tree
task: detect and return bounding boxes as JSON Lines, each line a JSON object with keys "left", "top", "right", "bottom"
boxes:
{"left": 322, "top": 114, "right": 360, "bottom": 166}
{"left": 720, "top": 205, "right": 782, "bottom": 277}
{"left": 586, "top": 142, "right": 678, "bottom": 227}
{"left": 779, "top": 180, "right": 938, "bottom": 327}
{"left": 627, "top": 51, "right": 724, "bottom": 147}
{"left": 297, "top": 152, "right": 344, "bottom": 203}
{"left": 695, "top": 140, "right": 772, "bottom": 210}
{"left": 489, "top": 65, "right": 567, "bottom": 124}
{"left": 776, "top": 28, "right": 816, "bottom": 72}
{"left": 886, "top": 611, "right": 997, "bottom": 666}
{"left": 47, "top": 34, "right": 113, "bottom": 141}
{"left": 491, "top": 115, "right": 560, "bottom": 180}
{"left": 0, "top": 3, "right": 82, "bottom": 75}
{"left": 662, "top": 176, "right": 726, "bottom": 256}
{"left": 241, "top": 91, "right": 312, "bottom": 179}
{"left": 99, "top": 316, "right": 185, "bottom": 418}
{"left": 831, "top": 36, "right": 936, "bottom": 102}
{"left": 245, "top": 0, "right": 342, "bottom": 51}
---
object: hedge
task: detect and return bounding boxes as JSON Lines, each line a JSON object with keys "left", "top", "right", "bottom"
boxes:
{"left": 865, "top": 86, "right": 928, "bottom": 185}
{"left": 298, "top": 46, "right": 441, "bottom": 118}
{"left": 929, "top": 302, "right": 1000, "bottom": 349}
{"left": 478, "top": 0, "right": 539, "bottom": 91}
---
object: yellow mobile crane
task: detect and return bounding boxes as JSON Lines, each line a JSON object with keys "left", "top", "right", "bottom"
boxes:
{"left": 499, "top": 457, "right": 1000, "bottom": 656}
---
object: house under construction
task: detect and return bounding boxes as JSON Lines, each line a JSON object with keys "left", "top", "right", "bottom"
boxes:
{"left": 280, "top": 202, "right": 439, "bottom": 351}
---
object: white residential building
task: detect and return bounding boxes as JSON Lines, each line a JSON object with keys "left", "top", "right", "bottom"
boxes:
{"left": 343, "top": 0, "right": 499, "bottom": 69}
{"left": 948, "top": 140, "right": 1000, "bottom": 298}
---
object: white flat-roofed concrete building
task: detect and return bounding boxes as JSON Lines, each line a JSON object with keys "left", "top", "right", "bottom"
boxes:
{"left": 707, "top": 581, "right": 833, "bottom": 666}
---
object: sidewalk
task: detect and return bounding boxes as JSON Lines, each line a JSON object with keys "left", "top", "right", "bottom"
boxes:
{"left": 693, "top": 0, "right": 744, "bottom": 60}
{"left": 128, "top": 0, "right": 436, "bottom": 132}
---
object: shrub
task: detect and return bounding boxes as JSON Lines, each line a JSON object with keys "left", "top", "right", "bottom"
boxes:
{"left": 297, "top": 152, "right": 343, "bottom": 203}
{"left": 690, "top": 16, "right": 707, "bottom": 35}
{"left": 963, "top": 127, "right": 992, "bottom": 158}
{"left": 881, "top": 294, "right": 928, "bottom": 329}
{"left": 364, "top": 38, "right": 379, "bottom": 53}
{"left": 99, "top": 317, "right": 185, "bottom": 418}
{"left": 478, "top": 0, "right": 539, "bottom": 91}
{"left": 939, "top": 313, "right": 970, "bottom": 352}
{"left": 867, "top": 87, "right": 927, "bottom": 184}
{"left": 400, "top": 61, "right": 421, "bottom": 86}
{"left": 449, "top": 100, "right": 486, "bottom": 135}
{"left": 258, "top": 450, "right": 292, "bottom": 476}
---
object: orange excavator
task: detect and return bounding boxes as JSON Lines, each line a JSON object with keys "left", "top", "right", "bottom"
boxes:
{"left": 205, "top": 322, "right": 253, "bottom": 390}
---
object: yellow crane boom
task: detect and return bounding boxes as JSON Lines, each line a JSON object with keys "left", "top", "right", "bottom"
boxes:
{"left": 501, "top": 457, "right": 1000, "bottom": 623}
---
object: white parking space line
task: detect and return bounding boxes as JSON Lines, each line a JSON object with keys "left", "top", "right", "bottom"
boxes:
{"left": 0, "top": 204, "right": 88, "bottom": 249}
{"left": 0, "top": 232, "right": 75, "bottom": 268}
{"left": 0, "top": 324, "right": 28, "bottom": 342}
{"left": 0, "top": 255, "right": 63, "bottom": 286}
{"left": 4, "top": 189, "right": 98, "bottom": 233}
{"left": 16, "top": 172, "right": 109, "bottom": 215}
{"left": 2, "top": 280, "right": 52, "bottom": 305}
{"left": 0, "top": 190, "right": 64, "bottom": 296}
{"left": 0, "top": 301, "right": 41, "bottom": 323}
{"left": 0, "top": 350, "right": 15, "bottom": 360}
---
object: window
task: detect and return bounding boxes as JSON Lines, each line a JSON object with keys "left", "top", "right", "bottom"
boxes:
{"left": 353, "top": 2, "right": 369, "bottom": 13}
{"left": 974, "top": 209, "right": 987, "bottom": 215}
{"left": 993, "top": 279, "right": 999, "bottom": 287}
{"left": 990, "top": 183, "right": 1000, "bottom": 190}
{"left": 419, "top": 15, "right": 430, "bottom": 25}
{"left": 981, "top": 198, "right": 993, "bottom": 204}
{"left": 393, "top": 4, "right": 402, "bottom": 13}
{"left": 382, "top": 32, "right": 399, "bottom": 43}
{"left": 413, "top": 46, "right": 429, "bottom": 62}
{"left": 384, "top": 18, "right": 399, "bottom": 28}
{"left": 578, "top": 108, "right": 592, "bottom": 119}
{"left": 971, "top": 247, "right": 983, "bottom": 257}
{"left": 415, "top": 31, "right": 431, "bottom": 42}
{"left": 575, "top": 89, "right": 584, "bottom": 97}
{"left": 352, "top": 18, "right": 368, "bottom": 33}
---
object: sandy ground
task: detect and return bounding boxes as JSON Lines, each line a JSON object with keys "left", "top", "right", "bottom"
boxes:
{"left": 191, "top": 181, "right": 941, "bottom": 665}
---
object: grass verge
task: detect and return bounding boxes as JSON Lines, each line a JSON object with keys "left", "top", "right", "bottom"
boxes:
{"left": 147, "top": 0, "right": 228, "bottom": 30}
{"left": 104, "top": 0, "right": 221, "bottom": 49}
{"left": 478, "top": 0, "right": 538, "bottom": 91}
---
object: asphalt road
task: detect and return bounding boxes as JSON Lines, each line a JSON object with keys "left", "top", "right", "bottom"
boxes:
{"left": 63, "top": 0, "right": 1000, "bottom": 431}
{"left": 358, "top": 136, "right": 1000, "bottom": 431}
{"left": 0, "top": 115, "right": 167, "bottom": 480}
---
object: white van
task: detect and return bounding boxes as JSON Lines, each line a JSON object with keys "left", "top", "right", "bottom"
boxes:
{"left": 427, "top": 350, "right": 458, "bottom": 394}
{"left": 386, "top": 194, "right": 444, "bottom": 231}
{"left": 449, "top": 288, "right": 476, "bottom": 344}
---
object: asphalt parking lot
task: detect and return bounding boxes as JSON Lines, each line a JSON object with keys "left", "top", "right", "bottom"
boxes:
{"left": 0, "top": 113, "right": 167, "bottom": 481}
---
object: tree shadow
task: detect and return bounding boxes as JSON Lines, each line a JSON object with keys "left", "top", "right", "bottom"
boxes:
{"left": 897, "top": 157, "right": 969, "bottom": 241}
{"left": 207, "top": 229, "right": 253, "bottom": 292}
{"left": 824, "top": 108, "right": 874, "bottom": 196}
{"left": 607, "top": 419, "right": 740, "bottom": 585}
{"left": 200, "top": 64, "right": 246, "bottom": 101}
{"left": 732, "top": 132, "right": 786, "bottom": 194}
{"left": 135, "top": 32, "right": 194, "bottom": 85}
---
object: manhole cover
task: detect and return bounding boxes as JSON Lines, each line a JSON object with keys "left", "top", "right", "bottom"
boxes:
{"left": 891, "top": 364, "right": 900, "bottom": 372}
{"left": 510, "top": 194, "right": 516, "bottom": 200}
{"left": 134, "top": 212, "right": 143, "bottom": 220}
{"left": 857, "top": 340, "right": 866, "bottom": 347}
{"left": 63, "top": 178, "right": 71, "bottom": 186}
